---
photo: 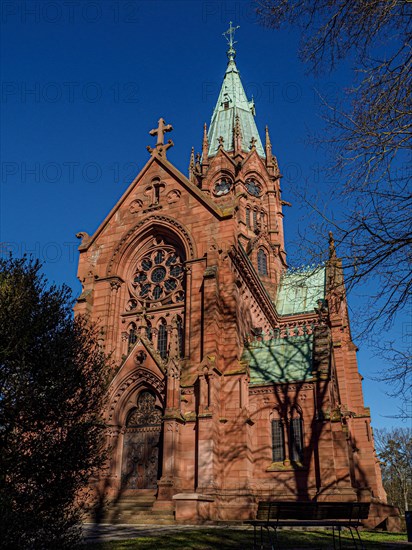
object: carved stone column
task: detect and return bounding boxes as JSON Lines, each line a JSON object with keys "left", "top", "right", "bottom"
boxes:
{"left": 196, "top": 358, "right": 221, "bottom": 493}
{"left": 154, "top": 359, "right": 183, "bottom": 510}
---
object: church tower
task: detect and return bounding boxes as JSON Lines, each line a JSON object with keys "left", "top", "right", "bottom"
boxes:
{"left": 75, "top": 24, "right": 395, "bottom": 527}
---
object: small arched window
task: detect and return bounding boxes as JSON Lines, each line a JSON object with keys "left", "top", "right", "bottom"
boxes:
{"left": 272, "top": 418, "right": 285, "bottom": 462}
{"left": 290, "top": 416, "right": 304, "bottom": 463}
{"left": 157, "top": 319, "right": 168, "bottom": 360}
{"left": 257, "top": 249, "right": 268, "bottom": 276}
{"left": 253, "top": 210, "right": 258, "bottom": 231}
{"left": 128, "top": 323, "right": 137, "bottom": 352}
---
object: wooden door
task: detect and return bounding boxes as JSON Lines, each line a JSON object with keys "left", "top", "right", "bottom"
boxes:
{"left": 121, "top": 391, "right": 162, "bottom": 490}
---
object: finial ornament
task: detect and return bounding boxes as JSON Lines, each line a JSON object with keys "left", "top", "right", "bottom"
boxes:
{"left": 223, "top": 21, "right": 240, "bottom": 62}
{"left": 202, "top": 122, "right": 209, "bottom": 160}
{"left": 189, "top": 147, "right": 195, "bottom": 180}
{"left": 329, "top": 231, "right": 337, "bottom": 260}
{"left": 265, "top": 126, "right": 272, "bottom": 153}
{"left": 218, "top": 136, "right": 225, "bottom": 148}
{"left": 147, "top": 117, "right": 174, "bottom": 157}
{"left": 250, "top": 136, "right": 257, "bottom": 149}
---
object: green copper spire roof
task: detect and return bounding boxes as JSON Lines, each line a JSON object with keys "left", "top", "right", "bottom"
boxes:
{"left": 207, "top": 23, "right": 265, "bottom": 158}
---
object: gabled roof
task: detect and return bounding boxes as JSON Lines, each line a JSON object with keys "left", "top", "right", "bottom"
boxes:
{"left": 78, "top": 152, "right": 234, "bottom": 251}
{"left": 207, "top": 58, "right": 265, "bottom": 158}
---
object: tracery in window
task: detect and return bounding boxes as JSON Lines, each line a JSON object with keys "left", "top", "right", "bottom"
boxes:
{"left": 245, "top": 178, "right": 262, "bottom": 197}
{"left": 130, "top": 239, "right": 185, "bottom": 307}
{"left": 126, "top": 391, "right": 162, "bottom": 427}
{"left": 257, "top": 249, "right": 268, "bottom": 276}
{"left": 214, "top": 178, "right": 232, "bottom": 196}
{"left": 157, "top": 319, "right": 168, "bottom": 359}
{"left": 271, "top": 408, "right": 304, "bottom": 465}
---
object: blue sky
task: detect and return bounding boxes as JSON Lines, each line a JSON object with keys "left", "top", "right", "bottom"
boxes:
{"left": 1, "top": 0, "right": 408, "bottom": 430}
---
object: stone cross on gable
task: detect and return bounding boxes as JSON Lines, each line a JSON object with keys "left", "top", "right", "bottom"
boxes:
{"left": 147, "top": 117, "right": 174, "bottom": 157}
{"left": 150, "top": 118, "right": 173, "bottom": 145}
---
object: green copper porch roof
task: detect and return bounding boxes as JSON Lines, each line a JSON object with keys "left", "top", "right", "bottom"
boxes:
{"left": 276, "top": 267, "right": 326, "bottom": 316}
{"left": 243, "top": 334, "right": 313, "bottom": 384}
{"left": 207, "top": 58, "right": 265, "bottom": 158}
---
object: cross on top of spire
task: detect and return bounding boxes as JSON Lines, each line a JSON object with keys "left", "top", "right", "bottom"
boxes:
{"left": 223, "top": 21, "right": 240, "bottom": 62}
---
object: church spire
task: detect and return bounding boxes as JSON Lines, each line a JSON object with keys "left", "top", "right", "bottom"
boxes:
{"left": 207, "top": 24, "right": 265, "bottom": 158}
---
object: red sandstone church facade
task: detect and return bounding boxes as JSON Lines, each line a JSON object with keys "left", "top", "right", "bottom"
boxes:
{"left": 75, "top": 26, "right": 395, "bottom": 526}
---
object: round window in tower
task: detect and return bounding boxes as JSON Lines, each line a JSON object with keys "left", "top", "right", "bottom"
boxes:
{"left": 245, "top": 178, "right": 262, "bottom": 197}
{"left": 214, "top": 178, "right": 232, "bottom": 196}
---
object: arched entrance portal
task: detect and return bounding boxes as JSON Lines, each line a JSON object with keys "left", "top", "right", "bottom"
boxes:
{"left": 121, "top": 390, "right": 162, "bottom": 490}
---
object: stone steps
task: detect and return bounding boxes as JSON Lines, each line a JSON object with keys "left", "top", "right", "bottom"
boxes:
{"left": 99, "top": 493, "right": 175, "bottom": 525}
{"left": 108, "top": 515, "right": 175, "bottom": 525}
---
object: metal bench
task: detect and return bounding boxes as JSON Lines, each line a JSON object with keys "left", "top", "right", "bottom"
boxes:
{"left": 246, "top": 500, "right": 370, "bottom": 549}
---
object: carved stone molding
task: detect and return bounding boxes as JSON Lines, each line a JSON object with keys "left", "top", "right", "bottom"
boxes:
{"left": 107, "top": 214, "right": 196, "bottom": 276}
{"left": 129, "top": 199, "right": 143, "bottom": 214}
{"left": 181, "top": 387, "right": 195, "bottom": 395}
{"left": 108, "top": 368, "right": 165, "bottom": 422}
{"left": 249, "top": 382, "right": 313, "bottom": 396}
{"left": 166, "top": 189, "right": 181, "bottom": 204}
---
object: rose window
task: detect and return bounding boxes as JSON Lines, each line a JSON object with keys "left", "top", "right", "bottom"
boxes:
{"left": 130, "top": 245, "right": 184, "bottom": 306}
{"left": 245, "top": 178, "right": 262, "bottom": 197}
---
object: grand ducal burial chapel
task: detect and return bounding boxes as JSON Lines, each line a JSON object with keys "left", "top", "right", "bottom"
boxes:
{"left": 75, "top": 24, "right": 398, "bottom": 528}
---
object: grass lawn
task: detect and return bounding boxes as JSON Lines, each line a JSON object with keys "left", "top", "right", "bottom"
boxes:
{"left": 85, "top": 528, "right": 408, "bottom": 549}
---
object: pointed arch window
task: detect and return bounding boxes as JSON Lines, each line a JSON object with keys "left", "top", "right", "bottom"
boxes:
{"left": 128, "top": 323, "right": 137, "bottom": 352}
{"left": 258, "top": 249, "right": 268, "bottom": 276}
{"left": 290, "top": 417, "right": 304, "bottom": 463}
{"left": 246, "top": 207, "right": 251, "bottom": 229}
{"left": 271, "top": 409, "right": 304, "bottom": 465}
{"left": 253, "top": 210, "right": 258, "bottom": 231}
{"left": 157, "top": 319, "right": 168, "bottom": 360}
{"left": 271, "top": 419, "right": 285, "bottom": 462}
